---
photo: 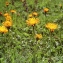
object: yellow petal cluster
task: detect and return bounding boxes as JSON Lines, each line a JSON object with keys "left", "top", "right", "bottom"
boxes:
{"left": 26, "top": 17, "right": 39, "bottom": 26}
{"left": 10, "top": 10, "right": 16, "bottom": 13}
{"left": 0, "top": 12, "right": 13, "bottom": 34}
{"left": 35, "top": 34, "right": 42, "bottom": 40}
{"left": 4, "top": 12, "right": 10, "bottom": 17}
{"left": 2, "top": 21, "right": 12, "bottom": 28}
{"left": 45, "top": 23, "right": 58, "bottom": 32}
{"left": 3, "top": 12, "right": 12, "bottom": 29}
{"left": 32, "top": 12, "right": 38, "bottom": 16}
{"left": 4, "top": 12, "right": 12, "bottom": 21}
{"left": 0, "top": 26, "right": 8, "bottom": 33}
{"left": 44, "top": 8, "right": 49, "bottom": 13}
{"left": 28, "top": 12, "right": 38, "bottom": 18}
{"left": 5, "top": 15, "right": 12, "bottom": 21}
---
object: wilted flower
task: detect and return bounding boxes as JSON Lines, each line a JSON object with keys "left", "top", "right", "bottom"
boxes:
{"left": 5, "top": 1, "right": 9, "bottom": 6}
{"left": 26, "top": 17, "right": 39, "bottom": 26}
{"left": 0, "top": 26, "right": 8, "bottom": 33}
{"left": 2, "top": 21, "right": 12, "bottom": 28}
{"left": 45, "top": 23, "right": 58, "bottom": 32}
{"left": 0, "top": 12, "right": 2, "bottom": 16}
{"left": 35, "top": 34, "right": 42, "bottom": 40}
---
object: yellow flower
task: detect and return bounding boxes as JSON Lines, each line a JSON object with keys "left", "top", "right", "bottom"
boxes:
{"left": 10, "top": 10, "right": 16, "bottom": 13}
{"left": 32, "top": 12, "right": 38, "bottom": 16}
{"left": 5, "top": 1, "right": 9, "bottom": 6}
{"left": 28, "top": 12, "right": 38, "bottom": 18}
{"left": 0, "top": 26, "right": 8, "bottom": 33}
{"left": 35, "top": 34, "right": 42, "bottom": 40}
{"left": 28, "top": 14, "right": 33, "bottom": 18}
{"left": 45, "top": 23, "right": 58, "bottom": 32}
{"left": 5, "top": 15, "right": 12, "bottom": 21}
{"left": 4, "top": 12, "right": 12, "bottom": 21}
{"left": 26, "top": 17, "right": 39, "bottom": 26}
{"left": 44, "top": 8, "right": 49, "bottom": 13}
{"left": 4, "top": 12, "right": 10, "bottom": 17}
{"left": 2, "top": 21, "right": 12, "bottom": 28}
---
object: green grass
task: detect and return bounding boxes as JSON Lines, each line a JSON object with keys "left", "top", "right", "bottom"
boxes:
{"left": 0, "top": 0, "right": 63, "bottom": 63}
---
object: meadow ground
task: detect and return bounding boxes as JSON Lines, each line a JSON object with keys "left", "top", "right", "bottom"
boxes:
{"left": 0, "top": 0, "right": 63, "bottom": 63}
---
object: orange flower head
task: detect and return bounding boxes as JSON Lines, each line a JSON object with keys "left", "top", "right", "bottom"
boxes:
{"left": 5, "top": 15, "right": 12, "bottom": 21}
{"left": 4, "top": 12, "right": 10, "bottom": 17}
{"left": 2, "top": 21, "right": 12, "bottom": 28}
{"left": 35, "top": 34, "right": 42, "bottom": 40}
{"left": 26, "top": 17, "right": 39, "bottom": 26}
{"left": 44, "top": 8, "right": 49, "bottom": 13}
{"left": 32, "top": 12, "right": 38, "bottom": 16}
{"left": 45, "top": 23, "right": 58, "bottom": 32}
{"left": 0, "top": 26, "right": 8, "bottom": 33}
{"left": 28, "top": 12, "right": 38, "bottom": 18}
{"left": 10, "top": 10, "right": 16, "bottom": 13}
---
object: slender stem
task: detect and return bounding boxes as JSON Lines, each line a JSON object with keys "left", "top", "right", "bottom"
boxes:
{"left": 32, "top": 26, "right": 35, "bottom": 35}
{"left": 32, "top": 54, "right": 37, "bottom": 63}
{"left": 50, "top": 32, "right": 52, "bottom": 43}
{"left": 32, "top": 45, "right": 37, "bottom": 63}
{"left": 49, "top": 31, "right": 53, "bottom": 55}
{"left": 60, "top": 29, "right": 61, "bottom": 42}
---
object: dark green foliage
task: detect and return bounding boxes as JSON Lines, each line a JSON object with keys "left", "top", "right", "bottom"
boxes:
{"left": 0, "top": 0, "right": 63, "bottom": 63}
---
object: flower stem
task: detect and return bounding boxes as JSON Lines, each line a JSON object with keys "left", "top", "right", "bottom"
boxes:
{"left": 49, "top": 31, "right": 53, "bottom": 55}
{"left": 32, "top": 26, "right": 35, "bottom": 35}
